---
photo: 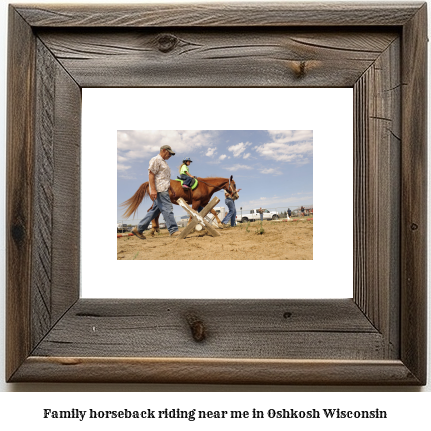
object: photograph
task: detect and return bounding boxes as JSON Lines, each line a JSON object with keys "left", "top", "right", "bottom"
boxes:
{"left": 117, "top": 130, "right": 313, "bottom": 260}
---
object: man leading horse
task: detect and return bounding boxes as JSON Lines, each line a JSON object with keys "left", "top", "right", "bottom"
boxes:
{"left": 121, "top": 145, "right": 239, "bottom": 238}
{"left": 130, "top": 145, "right": 180, "bottom": 239}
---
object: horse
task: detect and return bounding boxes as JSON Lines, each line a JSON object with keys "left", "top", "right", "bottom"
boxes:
{"left": 120, "top": 176, "right": 238, "bottom": 235}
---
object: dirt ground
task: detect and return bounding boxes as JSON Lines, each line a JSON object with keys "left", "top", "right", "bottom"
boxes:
{"left": 117, "top": 218, "right": 313, "bottom": 260}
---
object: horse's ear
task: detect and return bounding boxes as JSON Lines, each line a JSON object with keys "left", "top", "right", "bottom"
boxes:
{"left": 230, "top": 175, "right": 233, "bottom": 182}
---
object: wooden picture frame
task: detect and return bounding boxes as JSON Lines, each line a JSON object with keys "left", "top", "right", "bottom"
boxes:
{"left": 6, "top": 2, "right": 427, "bottom": 385}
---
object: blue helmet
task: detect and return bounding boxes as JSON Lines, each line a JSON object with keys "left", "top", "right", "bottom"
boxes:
{"left": 183, "top": 157, "right": 192, "bottom": 163}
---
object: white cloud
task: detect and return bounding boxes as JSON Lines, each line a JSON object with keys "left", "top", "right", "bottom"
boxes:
{"left": 254, "top": 130, "right": 313, "bottom": 164}
{"left": 243, "top": 153, "right": 251, "bottom": 159}
{"left": 260, "top": 168, "right": 282, "bottom": 175}
{"left": 117, "top": 163, "right": 136, "bottom": 180}
{"left": 222, "top": 164, "right": 253, "bottom": 172}
{"left": 219, "top": 154, "right": 227, "bottom": 160}
{"left": 228, "top": 141, "right": 252, "bottom": 157}
{"left": 117, "top": 163, "right": 131, "bottom": 172}
{"left": 117, "top": 130, "right": 217, "bottom": 163}
{"left": 118, "top": 173, "right": 137, "bottom": 180}
{"left": 205, "top": 147, "right": 217, "bottom": 157}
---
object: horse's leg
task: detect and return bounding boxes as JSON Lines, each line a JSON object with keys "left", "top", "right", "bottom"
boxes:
{"left": 191, "top": 201, "right": 202, "bottom": 212}
{"left": 149, "top": 214, "right": 160, "bottom": 236}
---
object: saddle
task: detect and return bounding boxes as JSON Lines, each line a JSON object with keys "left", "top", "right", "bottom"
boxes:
{"left": 175, "top": 177, "right": 199, "bottom": 190}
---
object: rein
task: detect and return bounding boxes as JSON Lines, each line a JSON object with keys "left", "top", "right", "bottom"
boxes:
{"left": 195, "top": 178, "right": 231, "bottom": 192}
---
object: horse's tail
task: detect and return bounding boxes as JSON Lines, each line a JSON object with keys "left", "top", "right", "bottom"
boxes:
{"left": 120, "top": 182, "right": 150, "bottom": 219}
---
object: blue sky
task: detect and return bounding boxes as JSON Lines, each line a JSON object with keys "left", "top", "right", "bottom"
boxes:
{"left": 117, "top": 130, "right": 313, "bottom": 221}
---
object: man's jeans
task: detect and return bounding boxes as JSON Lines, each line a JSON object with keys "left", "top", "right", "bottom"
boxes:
{"left": 137, "top": 190, "right": 178, "bottom": 234}
{"left": 222, "top": 198, "right": 236, "bottom": 227}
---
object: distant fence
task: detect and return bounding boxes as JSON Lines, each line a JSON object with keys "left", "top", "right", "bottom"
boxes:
{"left": 117, "top": 204, "right": 312, "bottom": 232}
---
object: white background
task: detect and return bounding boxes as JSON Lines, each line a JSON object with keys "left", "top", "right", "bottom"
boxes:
{"left": 81, "top": 87, "right": 353, "bottom": 299}
{"left": 0, "top": 0, "right": 429, "bottom": 419}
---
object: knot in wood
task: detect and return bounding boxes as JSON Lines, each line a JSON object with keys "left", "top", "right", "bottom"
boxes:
{"left": 157, "top": 34, "right": 178, "bottom": 53}
{"left": 186, "top": 314, "right": 206, "bottom": 342}
{"left": 411, "top": 223, "right": 419, "bottom": 231}
{"left": 291, "top": 61, "right": 308, "bottom": 78}
{"left": 11, "top": 222, "right": 25, "bottom": 245}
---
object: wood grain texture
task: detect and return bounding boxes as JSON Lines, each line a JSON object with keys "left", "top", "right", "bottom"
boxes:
{"left": 32, "top": 39, "right": 56, "bottom": 347}
{"left": 32, "top": 299, "right": 383, "bottom": 360}
{"left": 32, "top": 37, "right": 81, "bottom": 349}
{"left": 353, "top": 38, "right": 401, "bottom": 359}
{"left": 6, "top": 7, "right": 36, "bottom": 381}
{"left": 50, "top": 53, "right": 81, "bottom": 324}
{"left": 400, "top": 3, "right": 428, "bottom": 384}
{"left": 15, "top": 2, "right": 423, "bottom": 27}
{"left": 12, "top": 357, "right": 420, "bottom": 385}
{"left": 6, "top": 2, "right": 427, "bottom": 385}
{"left": 36, "top": 29, "right": 398, "bottom": 88}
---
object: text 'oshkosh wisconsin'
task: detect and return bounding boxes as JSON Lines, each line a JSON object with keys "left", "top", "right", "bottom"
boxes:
{"left": 43, "top": 408, "right": 387, "bottom": 421}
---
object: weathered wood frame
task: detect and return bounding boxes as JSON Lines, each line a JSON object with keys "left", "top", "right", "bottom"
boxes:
{"left": 6, "top": 2, "right": 427, "bottom": 384}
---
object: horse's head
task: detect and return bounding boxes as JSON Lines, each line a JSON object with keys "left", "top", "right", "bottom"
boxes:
{"left": 228, "top": 175, "right": 239, "bottom": 200}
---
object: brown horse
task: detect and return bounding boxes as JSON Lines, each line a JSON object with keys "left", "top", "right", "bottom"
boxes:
{"left": 120, "top": 176, "right": 238, "bottom": 235}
